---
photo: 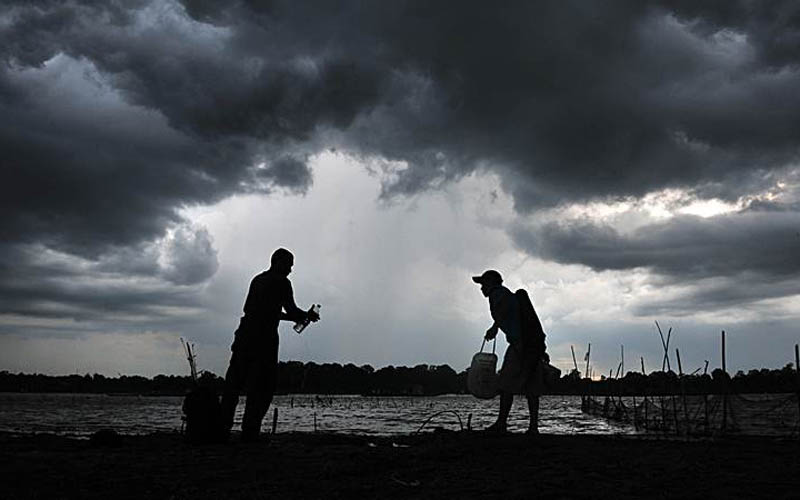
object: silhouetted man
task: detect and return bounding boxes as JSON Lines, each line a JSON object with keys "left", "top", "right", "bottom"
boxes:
{"left": 473, "top": 269, "right": 547, "bottom": 434}
{"left": 221, "top": 248, "right": 319, "bottom": 442}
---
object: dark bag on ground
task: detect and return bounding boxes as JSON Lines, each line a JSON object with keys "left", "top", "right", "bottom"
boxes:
{"left": 182, "top": 385, "right": 224, "bottom": 444}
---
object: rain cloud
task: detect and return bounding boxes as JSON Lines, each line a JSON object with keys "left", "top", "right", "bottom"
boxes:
{"left": 2, "top": 0, "right": 800, "bottom": 324}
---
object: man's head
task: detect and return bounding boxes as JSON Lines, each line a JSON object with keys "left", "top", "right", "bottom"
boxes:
{"left": 472, "top": 270, "right": 503, "bottom": 297}
{"left": 270, "top": 248, "right": 294, "bottom": 276}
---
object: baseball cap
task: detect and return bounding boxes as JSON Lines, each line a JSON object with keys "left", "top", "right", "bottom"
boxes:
{"left": 472, "top": 270, "right": 503, "bottom": 285}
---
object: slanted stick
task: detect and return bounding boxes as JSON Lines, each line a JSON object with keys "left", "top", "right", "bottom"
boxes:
{"left": 571, "top": 345, "right": 579, "bottom": 373}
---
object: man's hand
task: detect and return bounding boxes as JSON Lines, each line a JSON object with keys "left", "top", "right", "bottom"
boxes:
{"left": 484, "top": 325, "right": 498, "bottom": 341}
{"left": 308, "top": 308, "right": 320, "bottom": 322}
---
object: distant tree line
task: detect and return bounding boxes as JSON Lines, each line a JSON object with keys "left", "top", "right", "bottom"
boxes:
{"left": 1, "top": 362, "right": 797, "bottom": 396}
{"left": 554, "top": 364, "right": 800, "bottom": 396}
{"left": 0, "top": 362, "right": 465, "bottom": 396}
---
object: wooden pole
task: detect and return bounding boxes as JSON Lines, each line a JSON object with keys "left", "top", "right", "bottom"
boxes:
{"left": 665, "top": 328, "right": 672, "bottom": 372}
{"left": 721, "top": 330, "right": 727, "bottom": 433}
{"left": 672, "top": 393, "right": 680, "bottom": 436}
{"left": 571, "top": 345, "right": 579, "bottom": 373}
{"left": 795, "top": 344, "right": 799, "bottom": 426}
{"left": 721, "top": 330, "right": 726, "bottom": 374}
{"left": 621, "top": 345, "right": 624, "bottom": 377}
{"left": 641, "top": 357, "right": 645, "bottom": 374}
{"left": 656, "top": 321, "right": 667, "bottom": 371}
{"left": 585, "top": 343, "right": 591, "bottom": 379}
{"left": 271, "top": 407, "right": 278, "bottom": 434}
{"left": 795, "top": 344, "right": 799, "bottom": 378}
{"left": 676, "top": 348, "right": 689, "bottom": 435}
{"left": 656, "top": 322, "right": 672, "bottom": 371}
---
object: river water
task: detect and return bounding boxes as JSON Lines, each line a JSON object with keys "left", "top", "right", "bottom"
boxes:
{"left": 0, "top": 393, "right": 635, "bottom": 437}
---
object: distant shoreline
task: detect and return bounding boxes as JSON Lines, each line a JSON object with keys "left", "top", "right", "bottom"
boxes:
{"left": 4, "top": 362, "right": 798, "bottom": 396}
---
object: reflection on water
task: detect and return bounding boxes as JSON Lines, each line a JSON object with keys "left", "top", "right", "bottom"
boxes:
{"left": 0, "top": 393, "right": 635, "bottom": 437}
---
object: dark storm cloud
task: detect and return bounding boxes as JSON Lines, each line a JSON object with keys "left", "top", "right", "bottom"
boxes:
{"left": 3, "top": 0, "right": 800, "bottom": 322}
{"left": 512, "top": 210, "right": 800, "bottom": 279}
{"left": 510, "top": 205, "right": 800, "bottom": 311}
{"left": 632, "top": 276, "right": 800, "bottom": 317}
{"left": 0, "top": 223, "right": 217, "bottom": 322}
{"left": 0, "top": 243, "right": 202, "bottom": 322}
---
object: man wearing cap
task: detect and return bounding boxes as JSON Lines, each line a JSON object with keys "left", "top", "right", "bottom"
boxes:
{"left": 473, "top": 269, "right": 544, "bottom": 434}
{"left": 221, "top": 248, "right": 320, "bottom": 442}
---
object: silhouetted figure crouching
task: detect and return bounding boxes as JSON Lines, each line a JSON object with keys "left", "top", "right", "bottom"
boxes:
{"left": 221, "top": 248, "right": 319, "bottom": 442}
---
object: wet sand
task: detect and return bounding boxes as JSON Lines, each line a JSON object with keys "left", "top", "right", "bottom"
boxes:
{"left": 1, "top": 431, "right": 798, "bottom": 499}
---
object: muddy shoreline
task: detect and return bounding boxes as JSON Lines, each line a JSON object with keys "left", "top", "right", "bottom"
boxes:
{"left": 2, "top": 431, "right": 798, "bottom": 499}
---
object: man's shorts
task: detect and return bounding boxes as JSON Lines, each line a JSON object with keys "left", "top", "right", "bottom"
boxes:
{"left": 497, "top": 344, "right": 544, "bottom": 395}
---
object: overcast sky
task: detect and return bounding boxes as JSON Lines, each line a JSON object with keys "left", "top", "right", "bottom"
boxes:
{"left": 2, "top": 0, "right": 799, "bottom": 378}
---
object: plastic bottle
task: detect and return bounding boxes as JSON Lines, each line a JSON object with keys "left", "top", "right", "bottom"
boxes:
{"left": 294, "top": 304, "right": 321, "bottom": 334}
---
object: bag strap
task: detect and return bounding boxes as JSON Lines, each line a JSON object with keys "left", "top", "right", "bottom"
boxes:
{"left": 480, "top": 337, "right": 497, "bottom": 354}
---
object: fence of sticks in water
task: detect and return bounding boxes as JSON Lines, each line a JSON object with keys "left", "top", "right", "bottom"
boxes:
{"left": 581, "top": 392, "right": 800, "bottom": 437}
{"left": 580, "top": 332, "right": 800, "bottom": 437}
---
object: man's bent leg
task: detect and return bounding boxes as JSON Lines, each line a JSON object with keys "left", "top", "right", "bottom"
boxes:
{"left": 220, "top": 349, "right": 247, "bottom": 434}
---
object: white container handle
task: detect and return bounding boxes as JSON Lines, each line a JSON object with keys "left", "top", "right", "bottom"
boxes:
{"left": 480, "top": 337, "right": 496, "bottom": 354}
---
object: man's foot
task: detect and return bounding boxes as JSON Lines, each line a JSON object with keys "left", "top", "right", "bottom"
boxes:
{"left": 525, "top": 427, "right": 539, "bottom": 437}
{"left": 483, "top": 422, "right": 508, "bottom": 434}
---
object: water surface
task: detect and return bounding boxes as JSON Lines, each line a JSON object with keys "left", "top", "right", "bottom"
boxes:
{"left": 0, "top": 393, "right": 634, "bottom": 437}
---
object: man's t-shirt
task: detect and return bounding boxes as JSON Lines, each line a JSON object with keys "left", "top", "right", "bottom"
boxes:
{"left": 234, "top": 269, "right": 297, "bottom": 349}
{"left": 488, "top": 285, "right": 522, "bottom": 345}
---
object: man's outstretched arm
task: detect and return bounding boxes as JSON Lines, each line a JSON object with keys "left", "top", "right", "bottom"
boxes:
{"left": 280, "top": 281, "right": 315, "bottom": 323}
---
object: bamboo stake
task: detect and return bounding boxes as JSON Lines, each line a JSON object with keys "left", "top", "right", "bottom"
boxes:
{"left": 621, "top": 345, "right": 624, "bottom": 377}
{"left": 676, "top": 348, "right": 689, "bottom": 435}
{"left": 665, "top": 328, "right": 672, "bottom": 371}
{"left": 655, "top": 322, "right": 672, "bottom": 371}
{"left": 795, "top": 344, "right": 799, "bottom": 426}
{"left": 571, "top": 345, "right": 579, "bottom": 373}
{"left": 585, "top": 343, "right": 591, "bottom": 379}
{"left": 721, "top": 330, "right": 727, "bottom": 433}
{"left": 641, "top": 357, "right": 645, "bottom": 374}
{"left": 795, "top": 344, "right": 799, "bottom": 378}
{"left": 272, "top": 407, "right": 278, "bottom": 434}
{"left": 672, "top": 393, "right": 680, "bottom": 436}
{"left": 721, "top": 330, "right": 727, "bottom": 374}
